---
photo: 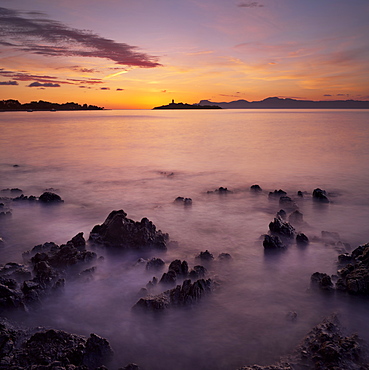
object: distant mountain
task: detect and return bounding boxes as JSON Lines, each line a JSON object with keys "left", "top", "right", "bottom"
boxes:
{"left": 198, "top": 97, "right": 369, "bottom": 109}
{"left": 153, "top": 101, "right": 221, "bottom": 110}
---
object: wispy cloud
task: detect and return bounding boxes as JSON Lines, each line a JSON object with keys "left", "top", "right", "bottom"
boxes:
{"left": 0, "top": 80, "right": 18, "bottom": 85}
{"left": 28, "top": 82, "right": 60, "bottom": 87}
{"left": 238, "top": 2, "right": 264, "bottom": 8}
{"left": 0, "top": 68, "right": 72, "bottom": 84}
{"left": 0, "top": 6, "right": 161, "bottom": 68}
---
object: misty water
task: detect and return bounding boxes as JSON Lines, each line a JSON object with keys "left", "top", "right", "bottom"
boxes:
{"left": 1, "top": 109, "right": 369, "bottom": 369}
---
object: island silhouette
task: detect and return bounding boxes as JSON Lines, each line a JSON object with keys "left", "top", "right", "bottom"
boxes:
{"left": 153, "top": 99, "right": 222, "bottom": 109}
{"left": 198, "top": 97, "right": 369, "bottom": 109}
{"left": 0, "top": 99, "right": 104, "bottom": 111}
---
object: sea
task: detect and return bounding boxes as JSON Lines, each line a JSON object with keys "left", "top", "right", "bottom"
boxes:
{"left": 1, "top": 109, "right": 369, "bottom": 369}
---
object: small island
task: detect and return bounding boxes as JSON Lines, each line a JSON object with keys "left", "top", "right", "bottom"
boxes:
{"left": 0, "top": 99, "right": 104, "bottom": 111}
{"left": 153, "top": 99, "right": 222, "bottom": 110}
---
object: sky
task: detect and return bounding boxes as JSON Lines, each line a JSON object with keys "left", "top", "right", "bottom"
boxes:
{"left": 0, "top": 0, "right": 369, "bottom": 109}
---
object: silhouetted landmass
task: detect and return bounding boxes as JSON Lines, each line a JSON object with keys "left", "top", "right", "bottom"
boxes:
{"left": 0, "top": 99, "right": 103, "bottom": 111}
{"left": 153, "top": 101, "right": 222, "bottom": 110}
{"left": 198, "top": 97, "right": 369, "bottom": 109}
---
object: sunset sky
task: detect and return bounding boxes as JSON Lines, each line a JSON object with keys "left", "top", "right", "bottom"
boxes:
{"left": 1, "top": 0, "right": 369, "bottom": 109}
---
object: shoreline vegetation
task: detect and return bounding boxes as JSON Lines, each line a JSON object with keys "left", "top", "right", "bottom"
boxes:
{"left": 0, "top": 99, "right": 103, "bottom": 111}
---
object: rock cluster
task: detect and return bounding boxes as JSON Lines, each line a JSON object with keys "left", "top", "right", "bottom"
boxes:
{"left": 239, "top": 315, "right": 368, "bottom": 370}
{"left": 133, "top": 278, "right": 214, "bottom": 311}
{"left": 0, "top": 318, "right": 113, "bottom": 369}
{"left": 89, "top": 210, "right": 169, "bottom": 251}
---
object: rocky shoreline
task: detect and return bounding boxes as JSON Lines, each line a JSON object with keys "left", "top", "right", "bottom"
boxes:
{"left": 1, "top": 186, "right": 369, "bottom": 369}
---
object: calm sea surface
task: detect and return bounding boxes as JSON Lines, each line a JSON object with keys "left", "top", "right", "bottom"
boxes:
{"left": 1, "top": 109, "right": 369, "bottom": 369}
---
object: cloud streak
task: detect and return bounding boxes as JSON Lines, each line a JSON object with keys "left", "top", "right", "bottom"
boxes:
{"left": 0, "top": 80, "right": 18, "bottom": 85}
{"left": 28, "top": 82, "right": 61, "bottom": 87}
{"left": 0, "top": 6, "right": 161, "bottom": 68}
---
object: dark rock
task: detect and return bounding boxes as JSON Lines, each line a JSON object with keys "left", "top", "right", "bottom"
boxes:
{"left": 133, "top": 278, "right": 213, "bottom": 311}
{"left": 0, "top": 262, "right": 32, "bottom": 282}
{"left": 196, "top": 250, "right": 214, "bottom": 261}
{"left": 276, "top": 209, "right": 287, "bottom": 220}
{"left": 83, "top": 333, "right": 114, "bottom": 368}
{"left": 311, "top": 272, "right": 333, "bottom": 291}
{"left": 39, "top": 191, "right": 64, "bottom": 203}
{"left": 238, "top": 314, "right": 368, "bottom": 370}
{"left": 146, "top": 257, "right": 165, "bottom": 271}
{"left": 188, "top": 265, "right": 207, "bottom": 279}
{"left": 269, "top": 217, "right": 295, "bottom": 238}
{"left": 312, "top": 188, "right": 329, "bottom": 203}
{"left": 68, "top": 232, "right": 86, "bottom": 251}
{"left": 338, "top": 253, "right": 353, "bottom": 264}
{"left": 296, "top": 233, "right": 309, "bottom": 246}
{"left": 207, "top": 187, "right": 232, "bottom": 194}
{"left": 250, "top": 184, "right": 262, "bottom": 192}
{"left": 159, "top": 270, "right": 177, "bottom": 285}
{"left": 174, "top": 197, "right": 192, "bottom": 205}
{"left": 263, "top": 234, "right": 286, "bottom": 249}
{"left": 89, "top": 210, "right": 169, "bottom": 251}
{"left": 168, "top": 259, "right": 188, "bottom": 277}
{"left": 218, "top": 252, "right": 232, "bottom": 260}
{"left": 268, "top": 189, "right": 287, "bottom": 198}
{"left": 297, "top": 190, "right": 304, "bottom": 197}
{"left": 10, "top": 188, "right": 22, "bottom": 193}
{"left": 289, "top": 210, "right": 303, "bottom": 224}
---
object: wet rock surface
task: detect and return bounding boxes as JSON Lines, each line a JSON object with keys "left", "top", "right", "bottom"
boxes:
{"left": 239, "top": 315, "right": 369, "bottom": 370}
{"left": 89, "top": 210, "right": 169, "bottom": 251}
{"left": 133, "top": 278, "right": 214, "bottom": 312}
{"left": 0, "top": 318, "right": 113, "bottom": 369}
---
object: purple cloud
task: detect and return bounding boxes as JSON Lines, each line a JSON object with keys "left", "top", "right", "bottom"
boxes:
{"left": 100, "top": 87, "right": 110, "bottom": 90}
{"left": 116, "top": 88, "right": 124, "bottom": 91}
{"left": 238, "top": 2, "right": 264, "bottom": 8}
{"left": 0, "top": 6, "right": 161, "bottom": 68}
{"left": 0, "top": 80, "right": 18, "bottom": 85}
{"left": 28, "top": 81, "right": 60, "bottom": 87}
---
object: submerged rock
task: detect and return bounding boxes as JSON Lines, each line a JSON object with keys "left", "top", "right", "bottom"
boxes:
{"left": 89, "top": 210, "right": 169, "bottom": 251}
{"left": 174, "top": 196, "right": 192, "bottom": 205}
{"left": 311, "top": 272, "right": 334, "bottom": 291}
{"left": 133, "top": 278, "right": 214, "bottom": 312}
{"left": 296, "top": 233, "right": 309, "bottom": 246}
{"left": 250, "top": 184, "right": 262, "bottom": 192}
{"left": 196, "top": 250, "right": 214, "bottom": 261}
{"left": 268, "top": 189, "right": 287, "bottom": 198}
{"left": 289, "top": 210, "right": 304, "bottom": 224}
{"left": 39, "top": 191, "right": 64, "bottom": 203}
{"left": 239, "top": 314, "right": 369, "bottom": 370}
{"left": 263, "top": 234, "right": 286, "bottom": 249}
{"left": 312, "top": 188, "right": 329, "bottom": 203}
{"left": 146, "top": 257, "right": 165, "bottom": 271}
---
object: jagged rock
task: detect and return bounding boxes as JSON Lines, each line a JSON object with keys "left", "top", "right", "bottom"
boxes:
{"left": 133, "top": 278, "right": 213, "bottom": 312}
{"left": 39, "top": 191, "right": 64, "bottom": 203}
{"left": 68, "top": 232, "right": 86, "bottom": 251}
{"left": 276, "top": 209, "right": 287, "bottom": 220}
{"left": 0, "top": 263, "right": 32, "bottom": 282}
{"left": 268, "top": 217, "right": 295, "bottom": 238}
{"left": 188, "top": 265, "right": 207, "bottom": 279}
{"left": 311, "top": 272, "right": 333, "bottom": 291}
{"left": 250, "top": 184, "right": 262, "bottom": 192}
{"left": 296, "top": 233, "right": 309, "bottom": 246}
{"left": 196, "top": 250, "right": 214, "bottom": 261}
{"left": 268, "top": 189, "right": 287, "bottom": 198}
{"left": 312, "top": 188, "right": 329, "bottom": 203}
{"left": 174, "top": 197, "right": 192, "bottom": 205}
{"left": 336, "top": 243, "right": 369, "bottom": 295}
{"left": 289, "top": 210, "right": 303, "bottom": 224}
{"left": 159, "top": 270, "right": 177, "bottom": 285}
{"left": 238, "top": 315, "right": 369, "bottom": 370}
{"left": 168, "top": 259, "right": 188, "bottom": 277}
{"left": 207, "top": 187, "right": 232, "bottom": 194}
{"left": 263, "top": 234, "right": 286, "bottom": 249}
{"left": 89, "top": 210, "right": 168, "bottom": 251}
{"left": 12, "top": 194, "right": 37, "bottom": 202}
{"left": 146, "top": 257, "right": 165, "bottom": 271}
